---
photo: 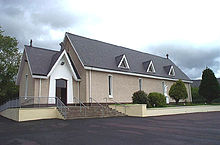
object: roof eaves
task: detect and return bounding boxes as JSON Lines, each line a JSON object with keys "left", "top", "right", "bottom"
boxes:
{"left": 24, "top": 46, "right": 33, "bottom": 76}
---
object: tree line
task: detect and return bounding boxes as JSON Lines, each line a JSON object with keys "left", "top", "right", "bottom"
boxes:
{"left": 0, "top": 27, "right": 21, "bottom": 104}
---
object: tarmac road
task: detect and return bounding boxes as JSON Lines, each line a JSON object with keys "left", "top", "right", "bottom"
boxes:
{"left": 0, "top": 112, "right": 220, "bottom": 145}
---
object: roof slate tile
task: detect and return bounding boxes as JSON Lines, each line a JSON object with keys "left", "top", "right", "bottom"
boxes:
{"left": 66, "top": 32, "right": 191, "bottom": 81}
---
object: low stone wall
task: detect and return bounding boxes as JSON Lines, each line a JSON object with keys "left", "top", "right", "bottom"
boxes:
{"left": 0, "top": 107, "right": 64, "bottom": 122}
{"left": 109, "top": 104, "right": 220, "bottom": 117}
{"left": 145, "top": 105, "right": 220, "bottom": 117}
{"left": 109, "top": 104, "right": 147, "bottom": 117}
{"left": 0, "top": 108, "right": 19, "bottom": 121}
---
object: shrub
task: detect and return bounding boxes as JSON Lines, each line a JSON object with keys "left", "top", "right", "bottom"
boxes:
{"left": 148, "top": 92, "right": 166, "bottom": 107}
{"left": 191, "top": 87, "right": 206, "bottom": 103}
{"left": 132, "top": 90, "right": 149, "bottom": 105}
{"left": 212, "top": 97, "right": 220, "bottom": 103}
{"left": 169, "top": 80, "right": 188, "bottom": 104}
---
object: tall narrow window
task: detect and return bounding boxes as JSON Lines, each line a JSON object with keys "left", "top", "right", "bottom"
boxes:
{"left": 108, "top": 75, "right": 113, "bottom": 98}
{"left": 139, "top": 78, "right": 142, "bottom": 90}
{"left": 162, "top": 82, "right": 165, "bottom": 94}
{"left": 25, "top": 74, "right": 28, "bottom": 97}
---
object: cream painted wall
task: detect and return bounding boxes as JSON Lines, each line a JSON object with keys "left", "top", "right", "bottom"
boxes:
{"left": 90, "top": 70, "right": 192, "bottom": 103}
{"left": 64, "top": 37, "right": 87, "bottom": 103}
{"left": 0, "top": 108, "right": 19, "bottom": 121}
{"left": 19, "top": 107, "right": 64, "bottom": 121}
{"left": 34, "top": 79, "right": 50, "bottom": 97}
{"left": 48, "top": 55, "right": 74, "bottom": 104}
{"left": 72, "top": 78, "right": 79, "bottom": 102}
{"left": 0, "top": 107, "right": 64, "bottom": 122}
{"left": 109, "top": 104, "right": 220, "bottom": 117}
{"left": 19, "top": 51, "right": 34, "bottom": 97}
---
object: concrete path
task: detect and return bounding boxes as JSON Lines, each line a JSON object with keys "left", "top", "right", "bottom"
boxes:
{"left": 0, "top": 112, "right": 220, "bottom": 145}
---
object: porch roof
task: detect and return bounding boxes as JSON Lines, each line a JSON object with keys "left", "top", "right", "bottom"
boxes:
{"left": 25, "top": 45, "right": 80, "bottom": 79}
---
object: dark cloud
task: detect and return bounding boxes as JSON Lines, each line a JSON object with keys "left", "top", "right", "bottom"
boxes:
{"left": 0, "top": 0, "right": 79, "bottom": 50}
{"left": 146, "top": 43, "right": 220, "bottom": 79}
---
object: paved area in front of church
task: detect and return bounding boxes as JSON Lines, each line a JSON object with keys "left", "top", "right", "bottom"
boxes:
{"left": 0, "top": 112, "right": 220, "bottom": 145}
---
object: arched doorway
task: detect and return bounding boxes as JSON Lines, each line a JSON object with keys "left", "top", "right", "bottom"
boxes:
{"left": 56, "top": 79, "right": 67, "bottom": 105}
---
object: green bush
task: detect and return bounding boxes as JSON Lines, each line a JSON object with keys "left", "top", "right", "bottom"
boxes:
{"left": 132, "top": 90, "right": 149, "bottom": 105}
{"left": 191, "top": 87, "right": 206, "bottom": 103}
{"left": 169, "top": 80, "right": 188, "bottom": 104}
{"left": 212, "top": 97, "right": 220, "bottom": 103}
{"left": 148, "top": 92, "right": 166, "bottom": 107}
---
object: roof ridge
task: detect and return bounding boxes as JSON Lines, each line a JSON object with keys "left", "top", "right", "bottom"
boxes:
{"left": 66, "top": 32, "right": 168, "bottom": 60}
{"left": 24, "top": 45, "right": 59, "bottom": 52}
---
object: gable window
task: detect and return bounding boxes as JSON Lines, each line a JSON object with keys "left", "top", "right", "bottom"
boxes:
{"left": 139, "top": 78, "right": 142, "bottom": 90}
{"left": 121, "top": 60, "right": 127, "bottom": 68}
{"left": 108, "top": 75, "right": 113, "bottom": 98}
{"left": 169, "top": 66, "right": 175, "bottom": 76}
{"left": 147, "top": 61, "right": 155, "bottom": 73}
{"left": 118, "top": 55, "right": 130, "bottom": 69}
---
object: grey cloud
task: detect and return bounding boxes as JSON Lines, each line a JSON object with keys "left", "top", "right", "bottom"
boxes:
{"left": 146, "top": 43, "right": 220, "bottom": 79}
{"left": 0, "top": 0, "right": 80, "bottom": 50}
{"left": 31, "top": 9, "right": 78, "bottom": 29}
{"left": 1, "top": 6, "right": 24, "bottom": 17}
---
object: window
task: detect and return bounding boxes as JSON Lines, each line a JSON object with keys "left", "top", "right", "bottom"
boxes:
{"left": 121, "top": 60, "right": 127, "bottom": 68}
{"left": 169, "top": 66, "right": 175, "bottom": 76}
{"left": 139, "top": 78, "right": 142, "bottom": 90}
{"left": 162, "top": 81, "right": 165, "bottom": 94}
{"left": 147, "top": 61, "right": 155, "bottom": 73}
{"left": 108, "top": 75, "right": 113, "bottom": 98}
{"left": 25, "top": 74, "right": 28, "bottom": 97}
{"left": 118, "top": 55, "right": 129, "bottom": 69}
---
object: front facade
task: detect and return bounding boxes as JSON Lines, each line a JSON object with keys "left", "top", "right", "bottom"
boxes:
{"left": 17, "top": 32, "right": 192, "bottom": 105}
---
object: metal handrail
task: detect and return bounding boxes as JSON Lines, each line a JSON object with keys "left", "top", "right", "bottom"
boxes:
{"left": 104, "top": 97, "right": 127, "bottom": 114}
{"left": 0, "top": 96, "right": 69, "bottom": 119}
{"left": 56, "top": 97, "right": 69, "bottom": 119}
{"left": 89, "top": 97, "right": 105, "bottom": 117}
{"left": 0, "top": 98, "right": 20, "bottom": 112}
{"left": 19, "top": 96, "right": 56, "bottom": 107}
{"left": 73, "top": 96, "right": 87, "bottom": 116}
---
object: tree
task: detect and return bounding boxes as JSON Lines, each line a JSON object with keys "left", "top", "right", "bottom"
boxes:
{"left": 191, "top": 87, "right": 206, "bottom": 103}
{"left": 0, "top": 27, "right": 21, "bottom": 104}
{"left": 169, "top": 80, "right": 188, "bottom": 104}
{"left": 199, "top": 68, "right": 220, "bottom": 103}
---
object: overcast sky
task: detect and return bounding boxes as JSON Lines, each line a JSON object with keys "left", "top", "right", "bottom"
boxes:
{"left": 1, "top": 0, "right": 220, "bottom": 79}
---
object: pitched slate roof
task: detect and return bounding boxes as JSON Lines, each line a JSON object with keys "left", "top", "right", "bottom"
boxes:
{"left": 25, "top": 45, "right": 80, "bottom": 79}
{"left": 66, "top": 32, "right": 191, "bottom": 81}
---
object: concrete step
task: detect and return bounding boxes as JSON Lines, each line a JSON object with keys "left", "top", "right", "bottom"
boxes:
{"left": 65, "top": 105, "right": 126, "bottom": 119}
